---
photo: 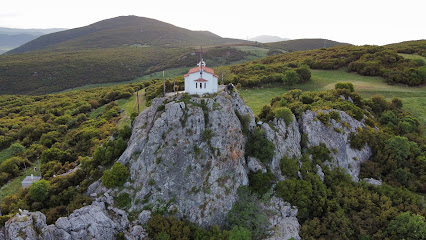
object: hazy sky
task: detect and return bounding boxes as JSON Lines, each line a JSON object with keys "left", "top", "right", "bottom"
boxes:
{"left": 1, "top": 0, "right": 424, "bottom": 45}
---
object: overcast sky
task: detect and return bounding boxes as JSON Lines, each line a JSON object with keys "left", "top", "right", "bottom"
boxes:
{"left": 1, "top": 0, "right": 424, "bottom": 45}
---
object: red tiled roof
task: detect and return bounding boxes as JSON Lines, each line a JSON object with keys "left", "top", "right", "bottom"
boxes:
{"left": 186, "top": 66, "right": 215, "bottom": 75}
{"left": 195, "top": 78, "right": 208, "bottom": 82}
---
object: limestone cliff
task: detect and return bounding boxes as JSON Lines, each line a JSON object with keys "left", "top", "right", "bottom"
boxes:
{"left": 2, "top": 90, "right": 373, "bottom": 240}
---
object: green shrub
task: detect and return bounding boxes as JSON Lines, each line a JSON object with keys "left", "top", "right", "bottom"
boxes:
{"left": 317, "top": 112, "right": 330, "bottom": 126}
{"left": 101, "top": 162, "right": 130, "bottom": 188}
{"left": 384, "top": 212, "right": 426, "bottom": 240}
{"left": 296, "top": 65, "right": 311, "bottom": 83}
{"left": 280, "top": 156, "right": 299, "bottom": 179}
{"left": 114, "top": 192, "right": 131, "bottom": 209}
{"left": 236, "top": 112, "right": 251, "bottom": 135}
{"left": 229, "top": 226, "right": 251, "bottom": 240}
{"left": 274, "top": 107, "right": 294, "bottom": 125}
{"left": 283, "top": 70, "right": 299, "bottom": 86}
{"left": 335, "top": 82, "right": 354, "bottom": 92}
{"left": 147, "top": 214, "right": 191, "bottom": 239}
{"left": 228, "top": 186, "right": 268, "bottom": 239}
{"left": 276, "top": 178, "right": 313, "bottom": 220}
{"left": 248, "top": 171, "right": 275, "bottom": 196}
{"left": 329, "top": 111, "right": 341, "bottom": 122}
{"left": 245, "top": 128, "right": 275, "bottom": 165}
{"left": 309, "top": 143, "right": 331, "bottom": 164}
{"left": 29, "top": 179, "right": 50, "bottom": 202}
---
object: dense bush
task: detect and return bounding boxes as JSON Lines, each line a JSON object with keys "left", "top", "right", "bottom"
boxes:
{"left": 245, "top": 127, "right": 275, "bottom": 165}
{"left": 227, "top": 186, "right": 268, "bottom": 239}
{"left": 308, "top": 143, "right": 331, "bottom": 165}
{"left": 384, "top": 212, "right": 426, "bottom": 240}
{"left": 273, "top": 107, "right": 294, "bottom": 125}
{"left": 248, "top": 171, "right": 275, "bottom": 196}
{"left": 114, "top": 193, "right": 131, "bottom": 209}
{"left": 280, "top": 155, "right": 299, "bottom": 179}
{"left": 101, "top": 162, "right": 130, "bottom": 188}
{"left": 335, "top": 82, "right": 354, "bottom": 92}
{"left": 29, "top": 179, "right": 50, "bottom": 202}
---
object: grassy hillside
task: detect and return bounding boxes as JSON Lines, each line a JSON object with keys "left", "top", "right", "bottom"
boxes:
{"left": 385, "top": 39, "right": 426, "bottom": 56}
{"left": 6, "top": 16, "right": 246, "bottom": 54}
{"left": 222, "top": 43, "right": 426, "bottom": 89}
{"left": 0, "top": 46, "right": 255, "bottom": 95}
{"left": 239, "top": 69, "right": 426, "bottom": 132}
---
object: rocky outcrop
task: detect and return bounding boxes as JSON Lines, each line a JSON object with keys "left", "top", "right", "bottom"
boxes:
{"left": 53, "top": 201, "right": 128, "bottom": 239}
{"left": 3, "top": 201, "right": 144, "bottom": 240}
{"left": 363, "top": 178, "right": 382, "bottom": 186}
{"left": 263, "top": 197, "right": 300, "bottom": 240}
{"left": 262, "top": 117, "right": 302, "bottom": 180}
{"left": 4, "top": 211, "right": 45, "bottom": 240}
{"left": 2, "top": 92, "right": 374, "bottom": 240}
{"left": 120, "top": 91, "right": 252, "bottom": 226}
{"left": 300, "top": 110, "right": 372, "bottom": 181}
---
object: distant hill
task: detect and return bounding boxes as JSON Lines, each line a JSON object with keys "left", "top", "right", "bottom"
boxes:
{"left": 265, "top": 38, "right": 350, "bottom": 52}
{"left": 0, "top": 27, "right": 66, "bottom": 54}
{"left": 249, "top": 35, "right": 290, "bottom": 43}
{"left": 0, "top": 27, "right": 66, "bottom": 35}
{"left": 6, "top": 16, "right": 246, "bottom": 54}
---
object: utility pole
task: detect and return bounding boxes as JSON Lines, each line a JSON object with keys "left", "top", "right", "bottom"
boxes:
{"left": 222, "top": 72, "right": 224, "bottom": 85}
{"left": 136, "top": 90, "right": 140, "bottom": 112}
{"left": 173, "top": 77, "right": 176, "bottom": 95}
{"left": 163, "top": 71, "right": 165, "bottom": 97}
{"left": 37, "top": 158, "right": 41, "bottom": 178}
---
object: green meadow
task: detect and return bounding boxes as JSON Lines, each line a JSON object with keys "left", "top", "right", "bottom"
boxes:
{"left": 239, "top": 69, "right": 426, "bottom": 131}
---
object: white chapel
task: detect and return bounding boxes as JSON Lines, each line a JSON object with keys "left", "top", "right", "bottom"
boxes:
{"left": 184, "top": 48, "right": 218, "bottom": 95}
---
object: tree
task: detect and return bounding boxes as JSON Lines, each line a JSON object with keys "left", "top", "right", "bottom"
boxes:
{"left": 384, "top": 136, "right": 411, "bottom": 168}
{"left": 385, "top": 212, "right": 426, "bottom": 240}
{"left": 29, "top": 179, "right": 50, "bottom": 202}
{"left": 283, "top": 70, "right": 299, "bottom": 87}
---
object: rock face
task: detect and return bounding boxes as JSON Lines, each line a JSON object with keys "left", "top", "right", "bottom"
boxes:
{"left": 263, "top": 197, "right": 300, "bottom": 240}
{"left": 4, "top": 211, "right": 45, "bottom": 240}
{"left": 120, "top": 91, "right": 253, "bottom": 226}
{"left": 262, "top": 117, "right": 302, "bottom": 180}
{"left": 3, "top": 201, "right": 142, "bottom": 240}
{"left": 300, "top": 110, "right": 372, "bottom": 181}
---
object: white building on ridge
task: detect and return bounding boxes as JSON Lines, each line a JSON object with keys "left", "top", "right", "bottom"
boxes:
{"left": 184, "top": 48, "right": 218, "bottom": 95}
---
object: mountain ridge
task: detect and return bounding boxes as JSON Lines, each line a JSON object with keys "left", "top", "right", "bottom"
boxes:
{"left": 6, "top": 15, "right": 246, "bottom": 54}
